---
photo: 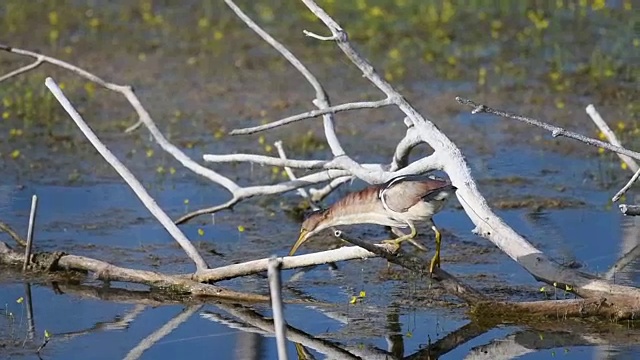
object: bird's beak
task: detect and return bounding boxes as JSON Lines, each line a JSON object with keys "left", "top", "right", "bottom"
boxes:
{"left": 289, "top": 229, "right": 309, "bottom": 256}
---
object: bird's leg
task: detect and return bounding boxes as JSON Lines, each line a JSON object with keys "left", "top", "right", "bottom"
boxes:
{"left": 382, "top": 223, "right": 426, "bottom": 251}
{"left": 429, "top": 221, "right": 442, "bottom": 274}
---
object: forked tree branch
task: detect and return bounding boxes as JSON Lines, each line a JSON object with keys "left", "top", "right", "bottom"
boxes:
{"left": 1, "top": 0, "right": 639, "bottom": 328}
{"left": 295, "top": 0, "right": 640, "bottom": 303}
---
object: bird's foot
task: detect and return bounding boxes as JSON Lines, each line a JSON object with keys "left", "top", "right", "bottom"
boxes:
{"left": 381, "top": 238, "right": 402, "bottom": 253}
{"left": 429, "top": 251, "right": 440, "bottom": 274}
{"left": 429, "top": 225, "right": 442, "bottom": 275}
{"left": 381, "top": 237, "right": 427, "bottom": 253}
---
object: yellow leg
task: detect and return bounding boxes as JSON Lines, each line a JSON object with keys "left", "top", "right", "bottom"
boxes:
{"left": 429, "top": 224, "right": 441, "bottom": 274}
{"left": 382, "top": 223, "right": 426, "bottom": 251}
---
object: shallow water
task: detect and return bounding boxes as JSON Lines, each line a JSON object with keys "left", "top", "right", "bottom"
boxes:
{"left": 1, "top": 0, "right": 639, "bottom": 359}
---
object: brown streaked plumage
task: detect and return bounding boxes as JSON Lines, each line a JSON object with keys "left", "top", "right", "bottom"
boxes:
{"left": 289, "top": 174, "right": 456, "bottom": 273}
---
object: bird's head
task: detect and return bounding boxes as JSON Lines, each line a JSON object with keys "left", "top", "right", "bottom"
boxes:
{"left": 288, "top": 210, "right": 330, "bottom": 256}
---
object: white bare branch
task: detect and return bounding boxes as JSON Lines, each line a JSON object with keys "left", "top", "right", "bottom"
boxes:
{"left": 0, "top": 57, "right": 43, "bottom": 82}
{"left": 274, "top": 141, "right": 315, "bottom": 202}
{"left": 586, "top": 104, "right": 639, "bottom": 172}
{"left": 192, "top": 245, "right": 391, "bottom": 283}
{"left": 223, "top": 0, "right": 379, "bottom": 187}
{"left": 309, "top": 176, "right": 352, "bottom": 202}
{"left": 299, "top": 0, "right": 640, "bottom": 302}
{"left": 585, "top": 104, "right": 640, "bottom": 205}
{"left": 614, "top": 168, "right": 640, "bottom": 203}
{"left": 458, "top": 97, "right": 640, "bottom": 162}
{"left": 230, "top": 98, "right": 392, "bottom": 135}
{"left": 45, "top": 77, "right": 209, "bottom": 272}
{"left": 203, "top": 153, "right": 330, "bottom": 169}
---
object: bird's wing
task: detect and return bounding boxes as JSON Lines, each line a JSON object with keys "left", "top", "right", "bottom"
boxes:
{"left": 379, "top": 175, "right": 453, "bottom": 213}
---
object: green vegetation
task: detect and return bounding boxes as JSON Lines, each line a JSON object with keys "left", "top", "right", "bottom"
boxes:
{"left": 0, "top": 0, "right": 637, "bottom": 181}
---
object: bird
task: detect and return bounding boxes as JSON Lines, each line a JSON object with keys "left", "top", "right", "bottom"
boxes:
{"left": 288, "top": 174, "right": 457, "bottom": 273}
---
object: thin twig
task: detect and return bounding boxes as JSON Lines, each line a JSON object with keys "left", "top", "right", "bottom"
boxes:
{"left": 274, "top": 141, "right": 316, "bottom": 205}
{"left": 230, "top": 98, "right": 392, "bottom": 135}
{"left": 0, "top": 220, "right": 27, "bottom": 247}
{"left": 584, "top": 104, "right": 640, "bottom": 204}
{"left": 44, "top": 77, "right": 209, "bottom": 272}
{"left": 36, "top": 333, "right": 51, "bottom": 355}
{"left": 457, "top": 97, "right": 640, "bottom": 162}
{"left": 203, "top": 153, "right": 330, "bottom": 169}
{"left": 613, "top": 168, "right": 640, "bottom": 202}
{"left": 0, "top": 57, "right": 43, "bottom": 82}
{"left": 268, "top": 257, "right": 288, "bottom": 360}
{"left": 309, "top": 176, "right": 352, "bottom": 202}
{"left": 302, "top": 30, "right": 338, "bottom": 41}
{"left": 586, "top": 104, "right": 639, "bottom": 172}
{"left": 23, "top": 195, "right": 38, "bottom": 271}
